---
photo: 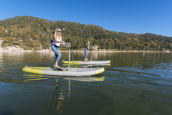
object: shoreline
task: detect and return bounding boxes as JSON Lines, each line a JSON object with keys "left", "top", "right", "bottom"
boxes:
{"left": 0, "top": 44, "right": 171, "bottom": 53}
{"left": 0, "top": 49, "right": 171, "bottom": 53}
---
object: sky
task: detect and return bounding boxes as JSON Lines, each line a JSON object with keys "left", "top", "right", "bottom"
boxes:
{"left": 0, "top": 0, "right": 172, "bottom": 37}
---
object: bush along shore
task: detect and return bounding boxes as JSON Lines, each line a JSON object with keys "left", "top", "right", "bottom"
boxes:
{"left": 0, "top": 44, "right": 171, "bottom": 53}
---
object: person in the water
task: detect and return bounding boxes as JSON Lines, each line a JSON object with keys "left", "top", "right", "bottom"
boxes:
{"left": 51, "top": 28, "right": 65, "bottom": 68}
{"left": 84, "top": 41, "right": 91, "bottom": 61}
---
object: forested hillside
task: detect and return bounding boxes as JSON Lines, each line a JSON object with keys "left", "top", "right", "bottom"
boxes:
{"left": 0, "top": 16, "right": 172, "bottom": 51}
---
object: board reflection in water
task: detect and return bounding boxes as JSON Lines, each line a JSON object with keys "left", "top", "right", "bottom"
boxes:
{"left": 23, "top": 74, "right": 105, "bottom": 113}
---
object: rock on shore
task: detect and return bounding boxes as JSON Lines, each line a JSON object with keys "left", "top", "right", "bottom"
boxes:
{"left": 0, "top": 46, "right": 24, "bottom": 51}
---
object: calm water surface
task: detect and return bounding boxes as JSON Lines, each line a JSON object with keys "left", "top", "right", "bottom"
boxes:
{"left": 0, "top": 51, "right": 172, "bottom": 115}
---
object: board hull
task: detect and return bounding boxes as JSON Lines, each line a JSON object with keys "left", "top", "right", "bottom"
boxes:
{"left": 23, "top": 67, "right": 104, "bottom": 76}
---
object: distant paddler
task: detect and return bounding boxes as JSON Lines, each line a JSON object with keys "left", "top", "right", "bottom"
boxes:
{"left": 62, "top": 41, "right": 110, "bottom": 65}
{"left": 51, "top": 28, "right": 65, "bottom": 69}
{"left": 84, "top": 41, "right": 91, "bottom": 61}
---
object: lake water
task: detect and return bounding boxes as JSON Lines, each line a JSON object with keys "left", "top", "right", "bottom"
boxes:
{"left": 0, "top": 51, "right": 172, "bottom": 115}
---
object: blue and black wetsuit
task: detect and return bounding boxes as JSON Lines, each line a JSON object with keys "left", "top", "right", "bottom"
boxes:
{"left": 84, "top": 44, "right": 91, "bottom": 58}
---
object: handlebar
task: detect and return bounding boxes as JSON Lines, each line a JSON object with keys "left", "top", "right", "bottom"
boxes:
{"left": 60, "top": 42, "right": 69, "bottom": 44}
{"left": 61, "top": 42, "right": 70, "bottom": 48}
